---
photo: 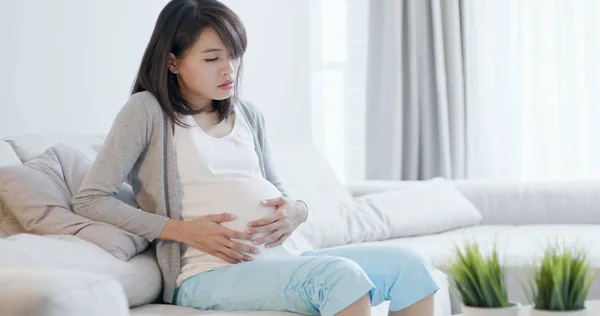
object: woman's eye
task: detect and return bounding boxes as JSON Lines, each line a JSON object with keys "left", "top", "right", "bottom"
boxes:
{"left": 205, "top": 57, "right": 218, "bottom": 62}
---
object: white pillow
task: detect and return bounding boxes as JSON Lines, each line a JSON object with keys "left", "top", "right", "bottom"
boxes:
{"left": 269, "top": 142, "right": 358, "bottom": 251}
{"left": 290, "top": 178, "right": 482, "bottom": 250}
{"left": 0, "top": 267, "right": 129, "bottom": 316}
{"left": 352, "top": 178, "right": 482, "bottom": 241}
{"left": 269, "top": 142, "right": 482, "bottom": 250}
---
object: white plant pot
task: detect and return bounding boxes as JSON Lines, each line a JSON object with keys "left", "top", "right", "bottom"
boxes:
{"left": 530, "top": 307, "right": 588, "bottom": 316}
{"left": 461, "top": 303, "right": 521, "bottom": 316}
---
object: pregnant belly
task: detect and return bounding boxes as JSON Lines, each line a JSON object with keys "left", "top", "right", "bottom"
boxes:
{"left": 180, "top": 177, "right": 293, "bottom": 258}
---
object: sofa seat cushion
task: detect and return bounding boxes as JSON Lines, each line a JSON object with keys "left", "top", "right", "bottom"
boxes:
{"left": 0, "top": 267, "right": 129, "bottom": 316}
{"left": 369, "top": 224, "right": 600, "bottom": 313}
{"left": 131, "top": 304, "right": 300, "bottom": 316}
{"left": 370, "top": 225, "right": 600, "bottom": 267}
{"left": 0, "top": 234, "right": 162, "bottom": 307}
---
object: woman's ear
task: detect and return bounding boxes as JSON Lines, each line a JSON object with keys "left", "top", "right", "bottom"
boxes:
{"left": 168, "top": 53, "right": 179, "bottom": 74}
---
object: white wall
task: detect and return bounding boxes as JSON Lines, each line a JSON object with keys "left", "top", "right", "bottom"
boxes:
{"left": 0, "top": 0, "right": 311, "bottom": 143}
{"left": 222, "top": 0, "right": 311, "bottom": 143}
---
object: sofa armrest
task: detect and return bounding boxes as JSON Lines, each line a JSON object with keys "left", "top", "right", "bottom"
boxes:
{"left": 0, "top": 267, "right": 129, "bottom": 316}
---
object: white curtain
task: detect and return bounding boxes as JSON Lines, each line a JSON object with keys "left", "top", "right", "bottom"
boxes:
{"left": 365, "top": 0, "right": 467, "bottom": 181}
{"left": 463, "top": 0, "right": 600, "bottom": 180}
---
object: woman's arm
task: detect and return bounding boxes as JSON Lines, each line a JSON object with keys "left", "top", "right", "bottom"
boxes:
{"left": 72, "top": 98, "right": 168, "bottom": 242}
{"left": 255, "top": 111, "right": 289, "bottom": 198}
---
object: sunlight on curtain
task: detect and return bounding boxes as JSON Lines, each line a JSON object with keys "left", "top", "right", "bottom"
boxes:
{"left": 464, "top": 0, "right": 600, "bottom": 180}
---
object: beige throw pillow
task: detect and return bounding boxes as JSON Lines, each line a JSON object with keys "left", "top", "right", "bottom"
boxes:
{"left": 0, "top": 143, "right": 148, "bottom": 261}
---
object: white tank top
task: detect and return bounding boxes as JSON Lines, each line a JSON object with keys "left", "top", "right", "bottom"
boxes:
{"left": 174, "top": 107, "right": 293, "bottom": 286}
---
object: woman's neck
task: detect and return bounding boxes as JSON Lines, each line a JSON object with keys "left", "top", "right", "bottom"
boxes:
{"left": 179, "top": 86, "right": 212, "bottom": 111}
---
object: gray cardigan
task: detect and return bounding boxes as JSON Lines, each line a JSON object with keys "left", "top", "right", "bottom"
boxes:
{"left": 72, "top": 91, "right": 288, "bottom": 303}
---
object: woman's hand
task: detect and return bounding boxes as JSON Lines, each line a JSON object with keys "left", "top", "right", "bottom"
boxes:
{"left": 245, "top": 197, "right": 308, "bottom": 248}
{"left": 162, "top": 213, "right": 261, "bottom": 264}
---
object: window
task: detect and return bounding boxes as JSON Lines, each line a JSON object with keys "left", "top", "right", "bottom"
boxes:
{"left": 309, "top": 0, "right": 369, "bottom": 183}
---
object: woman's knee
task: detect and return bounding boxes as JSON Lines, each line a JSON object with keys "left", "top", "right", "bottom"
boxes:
{"left": 379, "top": 247, "right": 435, "bottom": 276}
{"left": 382, "top": 248, "right": 439, "bottom": 311}
{"left": 314, "top": 257, "right": 375, "bottom": 295}
{"left": 313, "top": 257, "right": 375, "bottom": 315}
{"left": 321, "top": 256, "right": 369, "bottom": 281}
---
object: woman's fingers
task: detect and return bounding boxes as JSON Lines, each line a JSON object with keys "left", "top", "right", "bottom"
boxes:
{"left": 245, "top": 221, "right": 279, "bottom": 234}
{"left": 247, "top": 210, "right": 282, "bottom": 227}
{"left": 205, "top": 213, "right": 237, "bottom": 223}
{"left": 218, "top": 236, "right": 259, "bottom": 255}
{"left": 227, "top": 238, "right": 260, "bottom": 255}
{"left": 222, "top": 226, "right": 254, "bottom": 241}
{"left": 221, "top": 247, "right": 253, "bottom": 262}
{"left": 265, "top": 232, "right": 291, "bottom": 248}
{"left": 260, "top": 196, "right": 286, "bottom": 206}
{"left": 213, "top": 251, "right": 241, "bottom": 264}
{"left": 252, "top": 229, "right": 284, "bottom": 246}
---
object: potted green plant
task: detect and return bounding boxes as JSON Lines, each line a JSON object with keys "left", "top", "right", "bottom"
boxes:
{"left": 445, "top": 241, "right": 520, "bottom": 316}
{"left": 522, "top": 243, "right": 596, "bottom": 316}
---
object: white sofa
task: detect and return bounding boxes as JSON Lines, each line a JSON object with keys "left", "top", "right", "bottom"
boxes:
{"left": 1, "top": 134, "right": 600, "bottom": 316}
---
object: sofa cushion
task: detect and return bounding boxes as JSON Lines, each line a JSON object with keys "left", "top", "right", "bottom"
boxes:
{"left": 0, "top": 234, "right": 162, "bottom": 307}
{"left": 4, "top": 134, "right": 105, "bottom": 162}
{"left": 0, "top": 267, "right": 129, "bottom": 316}
{"left": 131, "top": 304, "right": 300, "bottom": 316}
{"left": 0, "top": 143, "right": 148, "bottom": 261}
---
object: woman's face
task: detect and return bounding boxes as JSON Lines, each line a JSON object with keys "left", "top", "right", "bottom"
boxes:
{"left": 169, "top": 27, "right": 241, "bottom": 109}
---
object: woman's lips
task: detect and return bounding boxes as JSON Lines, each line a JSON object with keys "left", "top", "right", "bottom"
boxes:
{"left": 219, "top": 81, "right": 234, "bottom": 90}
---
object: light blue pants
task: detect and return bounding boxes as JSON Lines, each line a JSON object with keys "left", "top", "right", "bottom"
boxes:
{"left": 174, "top": 244, "right": 439, "bottom": 316}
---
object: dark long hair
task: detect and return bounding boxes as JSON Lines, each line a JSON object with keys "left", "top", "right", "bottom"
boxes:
{"left": 132, "top": 0, "right": 247, "bottom": 126}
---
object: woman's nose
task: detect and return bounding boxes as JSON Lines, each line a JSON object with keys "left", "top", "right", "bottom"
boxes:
{"left": 221, "top": 59, "right": 236, "bottom": 76}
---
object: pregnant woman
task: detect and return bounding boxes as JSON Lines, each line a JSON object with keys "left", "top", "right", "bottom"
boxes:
{"left": 72, "top": 1, "right": 439, "bottom": 315}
